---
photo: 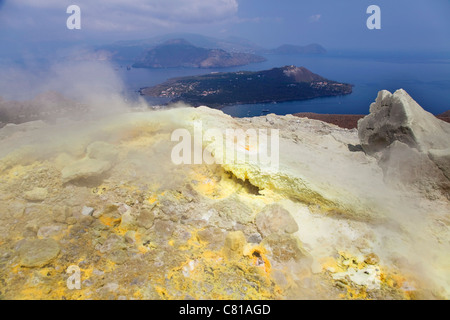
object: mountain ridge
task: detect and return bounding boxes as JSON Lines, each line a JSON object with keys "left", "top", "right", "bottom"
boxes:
{"left": 132, "top": 39, "right": 266, "bottom": 69}
{"left": 93, "top": 33, "right": 327, "bottom": 63}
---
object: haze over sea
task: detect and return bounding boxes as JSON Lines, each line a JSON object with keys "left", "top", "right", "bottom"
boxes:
{"left": 1, "top": 1, "right": 449, "bottom": 119}
{"left": 117, "top": 51, "right": 450, "bottom": 117}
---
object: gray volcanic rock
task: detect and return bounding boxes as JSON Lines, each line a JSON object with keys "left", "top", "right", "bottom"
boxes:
{"left": 379, "top": 141, "right": 450, "bottom": 198}
{"left": 255, "top": 204, "right": 299, "bottom": 237}
{"left": 17, "top": 238, "right": 60, "bottom": 268}
{"left": 24, "top": 187, "right": 48, "bottom": 202}
{"left": 429, "top": 148, "right": 450, "bottom": 180}
{"left": 358, "top": 89, "right": 450, "bottom": 154}
{"left": 261, "top": 234, "right": 310, "bottom": 263}
{"left": 86, "top": 141, "right": 119, "bottom": 163}
{"left": 61, "top": 158, "right": 112, "bottom": 183}
{"left": 358, "top": 89, "right": 450, "bottom": 198}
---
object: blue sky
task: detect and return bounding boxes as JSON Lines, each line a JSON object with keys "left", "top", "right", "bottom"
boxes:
{"left": 0, "top": 0, "right": 449, "bottom": 54}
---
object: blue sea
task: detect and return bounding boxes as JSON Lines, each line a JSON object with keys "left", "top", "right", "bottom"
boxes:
{"left": 117, "top": 52, "right": 450, "bottom": 117}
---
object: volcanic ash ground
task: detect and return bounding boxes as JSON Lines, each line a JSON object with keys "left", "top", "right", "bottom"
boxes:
{"left": 0, "top": 89, "right": 449, "bottom": 300}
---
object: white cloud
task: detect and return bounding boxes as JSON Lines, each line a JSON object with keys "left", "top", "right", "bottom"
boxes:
{"left": 11, "top": 0, "right": 68, "bottom": 8}
{"left": 11, "top": 0, "right": 239, "bottom": 30}
{"left": 309, "top": 14, "right": 321, "bottom": 23}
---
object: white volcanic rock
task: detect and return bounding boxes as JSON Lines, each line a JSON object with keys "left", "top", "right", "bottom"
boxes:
{"left": 61, "top": 157, "right": 112, "bottom": 183}
{"left": 429, "top": 148, "right": 450, "bottom": 180}
{"left": 86, "top": 141, "right": 119, "bottom": 163}
{"left": 379, "top": 141, "right": 450, "bottom": 198}
{"left": 24, "top": 187, "right": 48, "bottom": 202}
{"left": 358, "top": 89, "right": 450, "bottom": 198}
{"left": 185, "top": 106, "right": 388, "bottom": 221}
{"left": 358, "top": 89, "right": 450, "bottom": 155}
{"left": 16, "top": 238, "right": 60, "bottom": 268}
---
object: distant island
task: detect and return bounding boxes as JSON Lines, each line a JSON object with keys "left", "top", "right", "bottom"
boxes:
{"left": 132, "top": 39, "right": 266, "bottom": 69}
{"left": 84, "top": 33, "right": 327, "bottom": 65}
{"left": 140, "top": 65, "right": 353, "bottom": 108}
